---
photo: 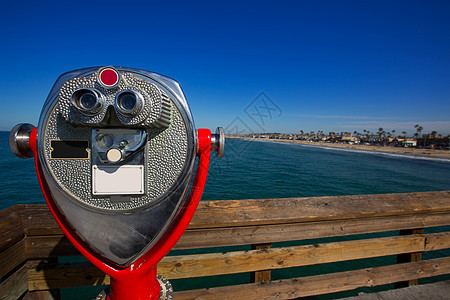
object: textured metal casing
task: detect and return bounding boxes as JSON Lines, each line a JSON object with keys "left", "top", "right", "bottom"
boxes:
{"left": 36, "top": 67, "right": 196, "bottom": 266}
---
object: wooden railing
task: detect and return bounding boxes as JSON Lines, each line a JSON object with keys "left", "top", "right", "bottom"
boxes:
{"left": 1, "top": 191, "right": 450, "bottom": 299}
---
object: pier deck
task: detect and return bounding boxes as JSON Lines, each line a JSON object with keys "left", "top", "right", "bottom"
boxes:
{"left": 345, "top": 280, "right": 450, "bottom": 299}
{"left": 1, "top": 190, "right": 450, "bottom": 299}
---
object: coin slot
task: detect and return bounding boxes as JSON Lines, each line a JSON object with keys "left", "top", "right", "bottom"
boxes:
{"left": 50, "top": 140, "right": 89, "bottom": 159}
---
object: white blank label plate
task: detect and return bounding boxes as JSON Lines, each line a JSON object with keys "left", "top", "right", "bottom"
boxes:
{"left": 92, "top": 165, "right": 144, "bottom": 195}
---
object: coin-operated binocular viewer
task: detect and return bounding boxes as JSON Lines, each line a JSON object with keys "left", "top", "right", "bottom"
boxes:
{"left": 10, "top": 67, "right": 225, "bottom": 300}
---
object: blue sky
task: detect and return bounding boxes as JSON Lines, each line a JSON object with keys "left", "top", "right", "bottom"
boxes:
{"left": 0, "top": 0, "right": 449, "bottom": 135}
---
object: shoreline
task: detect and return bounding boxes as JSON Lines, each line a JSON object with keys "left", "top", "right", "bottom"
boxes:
{"left": 229, "top": 136, "right": 450, "bottom": 159}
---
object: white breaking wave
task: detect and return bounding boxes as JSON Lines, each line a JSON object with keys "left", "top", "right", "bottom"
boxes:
{"left": 235, "top": 138, "right": 450, "bottom": 163}
{"left": 303, "top": 144, "right": 450, "bottom": 163}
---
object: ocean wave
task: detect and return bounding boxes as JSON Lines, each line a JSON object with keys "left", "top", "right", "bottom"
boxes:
{"left": 238, "top": 138, "right": 450, "bottom": 163}
{"left": 302, "top": 144, "right": 450, "bottom": 163}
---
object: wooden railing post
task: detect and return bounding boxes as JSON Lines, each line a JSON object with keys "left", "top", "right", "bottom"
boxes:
{"left": 250, "top": 243, "right": 272, "bottom": 283}
{"left": 395, "top": 228, "right": 424, "bottom": 288}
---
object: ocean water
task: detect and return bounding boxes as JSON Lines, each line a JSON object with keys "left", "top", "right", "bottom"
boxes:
{"left": 0, "top": 131, "right": 42, "bottom": 209}
{"left": 1, "top": 132, "right": 449, "bottom": 209}
{"left": 1, "top": 132, "right": 450, "bottom": 298}
{"left": 203, "top": 138, "right": 450, "bottom": 201}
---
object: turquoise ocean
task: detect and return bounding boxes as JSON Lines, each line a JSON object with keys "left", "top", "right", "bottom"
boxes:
{"left": 1, "top": 132, "right": 450, "bottom": 298}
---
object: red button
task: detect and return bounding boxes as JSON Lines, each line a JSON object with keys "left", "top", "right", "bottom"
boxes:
{"left": 99, "top": 68, "right": 119, "bottom": 87}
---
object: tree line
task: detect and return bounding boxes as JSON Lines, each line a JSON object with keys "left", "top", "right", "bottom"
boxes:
{"left": 298, "top": 125, "right": 449, "bottom": 149}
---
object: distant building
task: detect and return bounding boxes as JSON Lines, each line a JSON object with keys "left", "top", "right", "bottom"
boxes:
{"left": 341, "top": 136, "right": 360, "bottom": 144}
{"left": 397, "top": 138, "right": 417, "bottom": 147}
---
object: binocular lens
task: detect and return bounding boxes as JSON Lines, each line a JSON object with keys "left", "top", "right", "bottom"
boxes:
{"left": 79, "top": 92, "right": 98, "bottom": 110}
{"left": 118, "top": 92, "right": 137, "bottom": 111}
{"left": 71, "top": 89, "right": 103, "bottom": 115}
{"left": 115, "top": 90, "right": 143, "bottom": 117}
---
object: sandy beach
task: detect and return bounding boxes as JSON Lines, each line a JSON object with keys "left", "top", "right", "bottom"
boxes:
{"left": 230, "top": 136, "right": 450, "bottom": 159}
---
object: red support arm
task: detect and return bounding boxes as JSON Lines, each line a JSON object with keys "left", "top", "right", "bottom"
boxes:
{"left": 30, "top": 128, "right": 213, "bottom": 300}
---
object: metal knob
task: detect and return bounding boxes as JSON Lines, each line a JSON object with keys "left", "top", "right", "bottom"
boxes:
{"left": 211, "top": 127, "right": 225, "bottom": 158}
{"left": 9, "top": 123, "right": 35, "bottom": 159}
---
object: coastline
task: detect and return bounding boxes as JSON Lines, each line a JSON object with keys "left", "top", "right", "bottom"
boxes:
{"left": 229, "top": 136, "right": 450, "bottom": 159}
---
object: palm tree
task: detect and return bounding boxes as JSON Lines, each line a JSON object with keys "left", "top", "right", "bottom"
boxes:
{"left": 319, "top": 131, "right": 325, "bottom": 139}
{"left": 402, "top": 131, "right": 407, "bottom": 138}
{"left": 415, "top": 124, "right": 424, "bottom": 146}
{"left": 353, "top": 131, "right": 361, "bottom": 143}
{"left": 430, "top": 130, "right": 438, "bottom": 147}
{"left": 401, "top": 131, "right": 407, "bottom": 146}
{"left": 414, "top": 124, "right": 423, "bottom": 137}
{"left": 377, "top": 127, "right": 384, "bottom": 145}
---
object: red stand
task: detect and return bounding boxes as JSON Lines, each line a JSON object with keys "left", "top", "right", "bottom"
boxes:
{"left": 109, "top": 267, "right": 159, "bottom": 300}
{"left": 30, "top": 128, "right": 212, "bottom": 300}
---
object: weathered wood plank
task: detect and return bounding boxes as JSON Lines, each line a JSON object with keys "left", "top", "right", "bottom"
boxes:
{"left": 0, "top": 205, "right": 24, "bottom": 252}
{"left": 414, "top": 191, "right": 450, "bottom": 211}
{"left": 20, "top": 205, "right": 61, "bottom": 236}
{"left": 27, "top": 262, "right": 109, "bottom": 291}
{"left": 425, "top": 230, "right": 450, "bottom": 251}
{"left": 5, "top": 191, "right": 449, "bottom": 299}
{"left": 28, "top": 233, "right": 450, "bottom": 290}
{"left": 25, "top": 235, "right": 78, "bottom": 258}
{"left": 0, "top": 239, "right": 26, "bottom": 279}
{"left": 396, "top": 229, "right": 424, "bottom": 287}
{"left": 160, "top": 234, "right": 426, "bottom": 279}
{"left": 190, "top": 191, "right": 450, "bottom": 228}
{"left": 176, "top": 212, "right": 450, "bottom": 249}
{"left": 24, "top": 260, "right": 61, "bottom": 300}
{"left": 250, "top": 243, "right": 272, "bottom": 283}
{"left": 0, "top": 262, "right": 28, "bottom": 300}
{"left": 344, "top": 280, "right": 450, "bottom": 299}
{"left": 23, "top": 212, "right": 450, "bottom": 259}
{"left": 22, "top": 290, "right": 60, "bottom": 300}
{"left": 18, "top": 191, "right": 450, "bottom": 236}
{"left": 173, "top": 256, "right": 450, "bottom": 300}
{"left": 26, "top": 257, "right": 450, "bottom": 298}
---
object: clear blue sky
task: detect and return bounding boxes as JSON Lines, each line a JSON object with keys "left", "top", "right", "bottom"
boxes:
{"left": 1, "top": 0, "right": 449, "bottom": 135}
